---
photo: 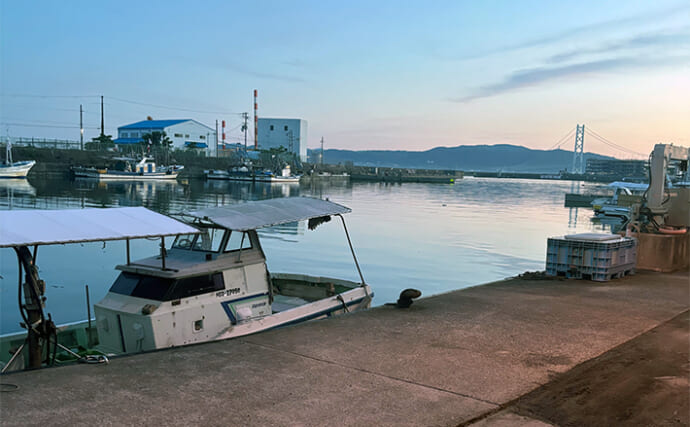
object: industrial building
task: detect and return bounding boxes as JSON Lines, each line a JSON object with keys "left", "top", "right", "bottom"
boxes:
{"left": 586, "top": 159, "right": 647, "bottom": 179}
{"left": 114, "top": 119, "right": 215, "bottom": 154}
{"left": 257, "top": 118, "right": 307, "bottom": 162}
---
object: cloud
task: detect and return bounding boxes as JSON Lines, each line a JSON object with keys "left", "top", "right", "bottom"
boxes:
{"left": 451, "top": 55, "right": 690, "bottom": 102}
{"left": 547, "top": 30, "right": 690, "bottom": 63}
{"left": 449, "top": 3, "right": 690, "bottom": 61}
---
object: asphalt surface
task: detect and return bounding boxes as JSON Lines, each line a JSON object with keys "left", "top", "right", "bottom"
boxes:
{"left": 1, "top": 270, "right": 687, "bottom": 426}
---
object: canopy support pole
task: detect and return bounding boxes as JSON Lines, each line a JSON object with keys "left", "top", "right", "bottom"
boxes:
{"left": 336, "top": 214, "right": 367, "bottom": 290}
{"left": 161, "top": 237, "right": 166, "bottom": 270}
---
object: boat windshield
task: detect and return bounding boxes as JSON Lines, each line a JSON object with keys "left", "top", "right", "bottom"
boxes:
{"left": 172, "top": 228, "right": 226, "bottom": 252}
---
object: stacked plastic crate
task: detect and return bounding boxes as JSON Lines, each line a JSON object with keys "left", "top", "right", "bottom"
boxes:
{"left": 546, "top": 233, "right": 637, "bottom": 281}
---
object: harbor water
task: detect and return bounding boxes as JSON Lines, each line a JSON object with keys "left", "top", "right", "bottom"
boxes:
{"left": 0, "top": 177, "right": 613, "bottom": 334}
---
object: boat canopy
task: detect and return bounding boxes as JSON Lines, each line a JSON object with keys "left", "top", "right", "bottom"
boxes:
{"left": 187, "top": 197, "right": 351, "bottom": 231}
{"left": 0, "top": 207, "right": 199, "bottom": 248}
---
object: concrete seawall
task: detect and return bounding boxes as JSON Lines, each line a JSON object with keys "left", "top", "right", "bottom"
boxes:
{"left": 1, "top": 270, "right": 687, "bottom": 426}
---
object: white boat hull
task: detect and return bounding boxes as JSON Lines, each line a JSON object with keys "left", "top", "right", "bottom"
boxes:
{"left": 206, "top": 170, "right": 300, "bottom": 183}
{"left": 0, "top": 160, "right": 36, "bottom": 178}
{"left": 74, "top": 169, "right": 179, "bottom": 181}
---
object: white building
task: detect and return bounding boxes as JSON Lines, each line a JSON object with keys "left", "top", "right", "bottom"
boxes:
{"left": 114, "top": 119, "right": 215, "bottom": 154}
{"left": 257, "top": 118, "right": 307, "bottom": 162}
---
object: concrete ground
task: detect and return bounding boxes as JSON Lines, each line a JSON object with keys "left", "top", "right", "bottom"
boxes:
{"left": 0, "top": 270, "right": 687, "bottom": 426}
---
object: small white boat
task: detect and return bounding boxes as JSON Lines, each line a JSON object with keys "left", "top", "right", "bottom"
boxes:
{"left": 0, "top": 197, "right": 372, "bottom": 371}
{"left": 1, "top": 141, "right": 35, "bottom": 178}
{"left": 206, "top": 165, "right": 300, "bottom": 183}
{"left": 72, "top": 157, "right": 182, "bottom": 181}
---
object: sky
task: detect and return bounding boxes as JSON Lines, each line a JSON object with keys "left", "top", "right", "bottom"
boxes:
{"left": 1, "top": 0, "right": 689, "bottom": 159}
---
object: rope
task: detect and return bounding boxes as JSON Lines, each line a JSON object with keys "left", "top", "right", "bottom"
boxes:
{"left": 336, "top": 295, "right": 350, "bottom": 313}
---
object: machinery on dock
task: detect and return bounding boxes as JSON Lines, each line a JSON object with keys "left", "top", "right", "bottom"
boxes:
{"left": 625, "top": 143, "right": 689, "bottom": 271}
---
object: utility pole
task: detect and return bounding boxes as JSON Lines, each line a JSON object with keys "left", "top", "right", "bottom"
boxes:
{"left": 100, "top": 96, "right": 104, "bottom": 137}
{"left": 241, "top": 112, "right": 249, "bottom": 159}
{"left": 320, "top": 136, "right": 324, "bottom": 168}
{"left": 79, "top": 104, "right": 84, "bottom": 150}
{"left": 215, "top": 120, "right": 219, "bottom": 157}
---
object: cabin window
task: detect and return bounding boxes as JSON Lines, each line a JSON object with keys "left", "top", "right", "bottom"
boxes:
{"left": 110, "top": 272, "right": 174, "bottom": 301}
{"left": 172, "top": 234, "right": 196, "bottom": 250}
{"left": 167, "top": 273, "right": 225, "bottom": 300}
{"left": 110, "top": 272, "right": 224, "bottom": 301}
{"left": 224, "top": 231, "right": 252, "bottom": 252}
{"left": 192, "top": 228, "right": 224, "bottom": 252}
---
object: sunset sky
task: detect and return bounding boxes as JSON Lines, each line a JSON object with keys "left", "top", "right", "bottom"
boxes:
{"left": 1, "top": 0, "right": 688, "bottom": 159}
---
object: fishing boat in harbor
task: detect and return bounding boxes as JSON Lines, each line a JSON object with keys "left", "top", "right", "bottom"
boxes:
{"left": 0, "top": 197, "right": 372, "bottom": 372}
{"left": 206, "top": 165, "right": 300, "bottom": 183}
{"left": 0, "top": 141, "right": 35, "bottom": 178}
{"left": 72, "top": 157, "right": 183, "bottom": 181}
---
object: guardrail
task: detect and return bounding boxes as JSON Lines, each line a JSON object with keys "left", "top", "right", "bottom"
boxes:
{"left": 0, "top": 137, "right": 81, "bottom": 150}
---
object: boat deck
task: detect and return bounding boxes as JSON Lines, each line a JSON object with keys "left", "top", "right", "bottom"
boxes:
{"left": 1, "top": 270, "right": 687, "bottom": 426}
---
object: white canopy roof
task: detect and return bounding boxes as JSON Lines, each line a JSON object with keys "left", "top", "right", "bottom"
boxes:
{"left": 0, "top": 207, "right": 199, "bottom": 248}
{"left": 187, "top": 197, "right": 351, "bottom": 231}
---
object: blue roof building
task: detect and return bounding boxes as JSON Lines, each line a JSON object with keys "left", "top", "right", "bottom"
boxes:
{"left": 114, "top": 119, "right": 215, "bottom": 154}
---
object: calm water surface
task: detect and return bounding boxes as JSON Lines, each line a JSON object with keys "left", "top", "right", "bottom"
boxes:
{"left": 0, "top": 177, "right": 612, "bottom": 334}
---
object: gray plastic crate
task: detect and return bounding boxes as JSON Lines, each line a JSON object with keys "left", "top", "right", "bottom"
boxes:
{"left": 546, "top": 233, "right": 637, "bottom": 281}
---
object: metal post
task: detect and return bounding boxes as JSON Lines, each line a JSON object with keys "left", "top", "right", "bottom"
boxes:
{"left": 242, "top": 112, "right": 248, "bottom": 159}
{"left": 126, "top": 238, "right": 131, "bottom": 264}
{"left": 254, "top": 90, "right": 258, "bottom": 149}
{"left": 161, "top": 236, "right": 166, "bottom": 270}
{"left": 336, "top": 214, "right": 366, "bottom": 286}
{"left": 85, "top": 285, "right": 92, "bottom": 345}
{"left": 100, "top": 96, "right": 105, "bottom": 137}
{"left": 80, "top": 104, "right": 84, "bottom": 150}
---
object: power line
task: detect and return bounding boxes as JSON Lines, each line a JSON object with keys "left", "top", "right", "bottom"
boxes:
{"left": 107, "top": 96, "right": 242, "bottom": 115}
{"left": 0, "top": 122, "right": 100, "bottom": 129}
{"left": 0, "top": 94, "right": 99, "bottom": 99}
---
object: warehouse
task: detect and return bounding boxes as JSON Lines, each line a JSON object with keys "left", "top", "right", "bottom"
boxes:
{"left": 114, "top": 119, "right": 215, "bottom": 154}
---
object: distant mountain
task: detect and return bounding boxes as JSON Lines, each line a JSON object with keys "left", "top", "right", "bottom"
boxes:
{"left": 308, "top": 144, "right": 613, "bottom": 174}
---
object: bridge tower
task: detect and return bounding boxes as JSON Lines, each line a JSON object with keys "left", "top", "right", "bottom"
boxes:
{"left": 572, "top": 124, "right": 585, "bottom": 174}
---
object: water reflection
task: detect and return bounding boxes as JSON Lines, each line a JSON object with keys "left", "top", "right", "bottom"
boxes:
{"left": 1, "top": 176, "right": 609, "bottom": 334}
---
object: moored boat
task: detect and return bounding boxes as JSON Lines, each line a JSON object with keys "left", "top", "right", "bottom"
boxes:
{"left": 72, "top": 157, "right": 182, "bottom": 181}
{"left": 0, "top": 197, "right": 372, "bottom": 372}
{"left": 1, "top": 141, "right": 35, "bottom": 178}
{"left": 206, "top": 165, "right": 300, "bottom": 183}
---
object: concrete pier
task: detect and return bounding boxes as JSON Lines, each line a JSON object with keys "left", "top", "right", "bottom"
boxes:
{"left": 1, "top": 270, "right": 688, "bottom": 426}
